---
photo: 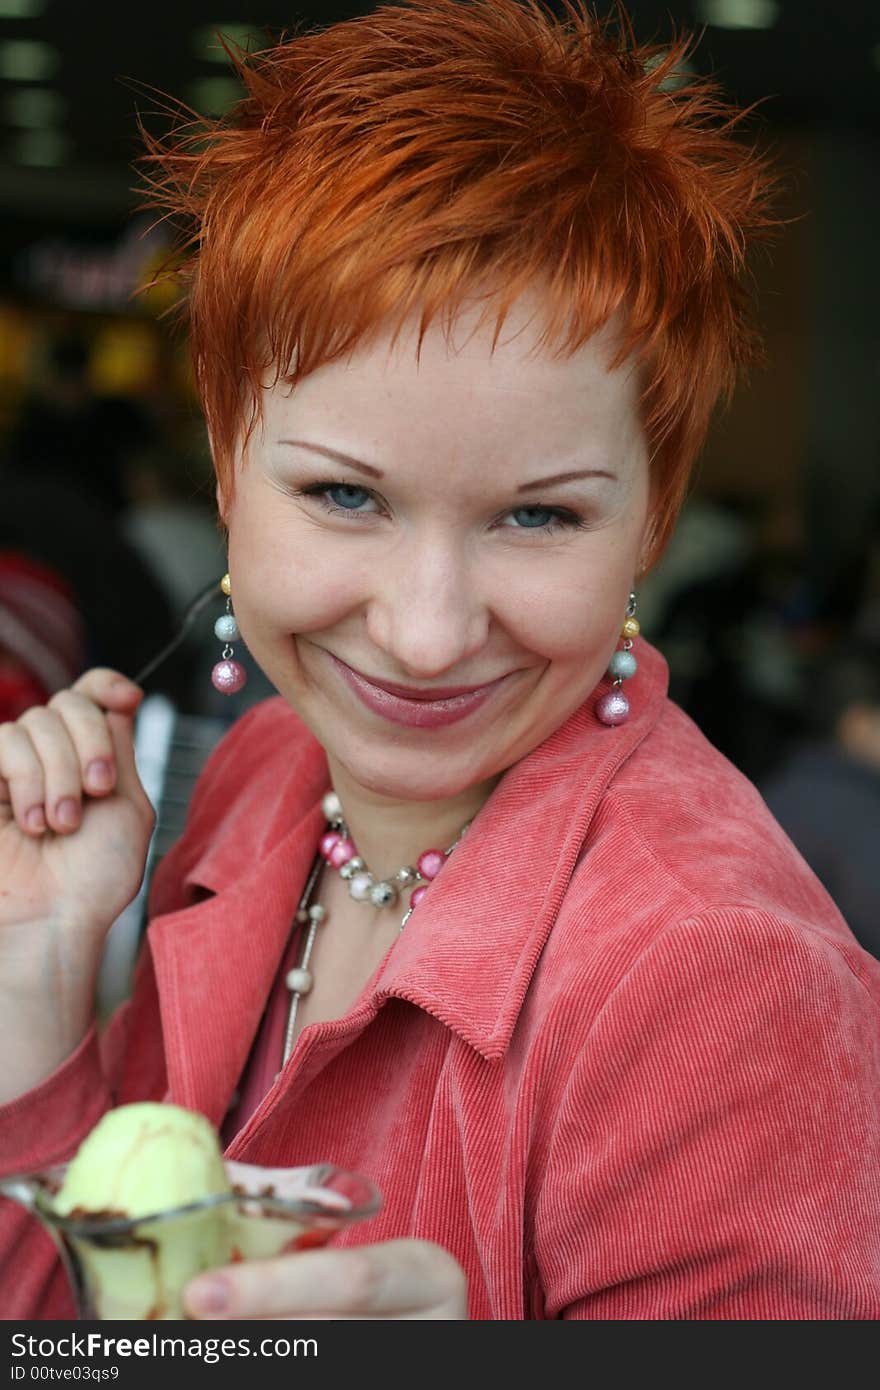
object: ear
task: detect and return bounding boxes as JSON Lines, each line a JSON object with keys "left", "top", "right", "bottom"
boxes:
{"left": 215, "top": 479, "right": 228, "bottom": 526}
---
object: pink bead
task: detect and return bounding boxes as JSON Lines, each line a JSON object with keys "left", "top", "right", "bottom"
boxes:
{"left": 595, "top": 688, "right": 630, "bottom": 726}
{"left": 409, "top": 885, "right": 428, "bottom": 909}
{"left": 211, "top": 659, "right": 247, "bottom": 694}
{"left": 416, "top": 848, "right": 445, "bottom": 880}
{"left": 319, "top": 831, "right": 341, "bottom": 860}
{"left": 329, "top": 837, "right": 356, "bottom": 868}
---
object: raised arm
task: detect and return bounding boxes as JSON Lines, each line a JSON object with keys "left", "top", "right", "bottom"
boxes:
{"left": 0, "top": 669, "right": 154, "bottom": 1102}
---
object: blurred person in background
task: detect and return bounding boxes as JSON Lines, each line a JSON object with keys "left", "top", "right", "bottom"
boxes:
{"left": 0, "top": 553, "right": 87, "bottom": 723}
{"left": 762, "top": 648, "right": 880, "bottom": 960}
{"left": 639, "top": 494, "right": 807, "bottom": 781}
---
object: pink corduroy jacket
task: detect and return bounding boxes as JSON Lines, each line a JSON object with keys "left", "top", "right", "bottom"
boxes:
{"left": 2, "top": 640, "right": 879, "bottom": 1320}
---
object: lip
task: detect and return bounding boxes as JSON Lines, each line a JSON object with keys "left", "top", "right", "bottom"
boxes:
{"left": 327, "top": 653, "right": 513, "bottom": 729}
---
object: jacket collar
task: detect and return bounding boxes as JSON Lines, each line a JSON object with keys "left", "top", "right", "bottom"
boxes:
{"left": 149, "top": 643, "right": 668, "bottom": 1120}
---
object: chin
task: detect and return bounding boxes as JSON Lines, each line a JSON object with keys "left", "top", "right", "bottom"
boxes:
{"left": 330, "top": 737, "right": 492, "bottom": 803}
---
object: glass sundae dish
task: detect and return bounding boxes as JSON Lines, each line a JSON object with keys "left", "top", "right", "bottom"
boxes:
{"left": 0, "top": 1102, "right": 381, "bottom": 1319}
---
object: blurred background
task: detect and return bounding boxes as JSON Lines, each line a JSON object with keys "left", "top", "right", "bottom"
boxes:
{"left": 0, "top": 1, "right": 878, "bottom": 957}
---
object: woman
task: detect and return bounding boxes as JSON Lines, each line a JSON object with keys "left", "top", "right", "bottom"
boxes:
{"left": 0, "top": 0, "right": 877, "bottom": 1320}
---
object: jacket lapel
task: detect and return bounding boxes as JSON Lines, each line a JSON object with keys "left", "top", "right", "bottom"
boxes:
{"left": 147, "top": 800, "right": 326, "bottom": 1127}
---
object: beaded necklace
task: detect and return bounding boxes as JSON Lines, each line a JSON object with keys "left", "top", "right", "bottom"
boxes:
{"left": 279, "top": 792, "right": 471, "bottom": 1069}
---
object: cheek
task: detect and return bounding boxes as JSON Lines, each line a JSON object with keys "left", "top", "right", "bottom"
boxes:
{"left": 225, "top": 496, "right": 365, "bottom": 635}
{"left": 495, "top": 561, "right": 629, "bottom": 667}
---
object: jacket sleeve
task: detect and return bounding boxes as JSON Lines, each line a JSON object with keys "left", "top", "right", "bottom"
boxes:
{"left": 0, "top": 1003, "right": 133, "bottom": 1318}
{"left": 534, "top": 910, "right": 880, "bottom": 1319}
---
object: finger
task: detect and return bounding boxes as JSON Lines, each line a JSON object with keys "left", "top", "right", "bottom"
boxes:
{"left": 47, "top": 690, "right": 118, "bottom": 797}
{"left": 16, "top": 706, "right": 83, "bottom": 834}
{"left": 105, "top": 710, "right": 151, "bottom": 813}
{"left": 0, "top": 722, "right": 48, "bottom": 834}
{"left": 70, "top": 668, "right": 144, "bottom": 714}
{"left": 184, "top": 1240, "right": 467, "bottom": 1320}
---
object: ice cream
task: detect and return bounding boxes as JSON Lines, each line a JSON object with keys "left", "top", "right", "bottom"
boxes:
{"left": 54, "top": 1103, "right": 230, "bottom": 1221}
{"left": 51, "top": 1102, "right": 233, "bottom": 1320}
{"left": 25, "top": 1103, "right": 372, "bottom": 1319}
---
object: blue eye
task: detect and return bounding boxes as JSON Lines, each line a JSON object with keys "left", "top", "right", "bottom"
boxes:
{"left": 510, "top": 507, "right": 560, "bottom": 529}
{"left": 503, "top": 507, "right": 584, "bottom": 535}
{"left": 294, "top": 483, "right": 583, "bottom": 536}
{"left": 323, "top": 483, "right": 373, "bottom": 511}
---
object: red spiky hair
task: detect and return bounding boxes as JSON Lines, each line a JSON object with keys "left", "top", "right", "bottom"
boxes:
{"left": 139, "top": 0, "right": 778, "bottom": 563}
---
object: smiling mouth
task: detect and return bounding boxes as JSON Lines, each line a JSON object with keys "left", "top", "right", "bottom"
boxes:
{"left": 322, "top": 649, "right": 516, "bottom": 728}
{"left": 338, "top": 666, "right": 505, "bottom": 701}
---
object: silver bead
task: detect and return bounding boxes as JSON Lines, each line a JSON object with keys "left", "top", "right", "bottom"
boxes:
{"left": 285, "top": 966, "right": 313, "bottom": 994}
{"left": 339, "top": 861, "right": 356, "bottom": 879}
{"left": 321, "top": 790, "right": 343, "bottom": 821}
{"left": 395, "top": 866, "right": 418, "bottom": 885}
{"left": 349, "top": 872, "right": 374, "bottom": 902}
{"left": 308, "top": 903, "right": 327, "bottom": 923}
{"left": 214, "top": 612, "right": 240, "bottom": 642}
{"left": 369, "top": 880, "right": 398, "bottom": 908}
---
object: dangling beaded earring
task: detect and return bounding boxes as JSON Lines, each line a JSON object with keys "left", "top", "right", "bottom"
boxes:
{"left": 595, "top": 592, "right": 639, "bottom": 726}
{"left": 211, "top": 573, "right": 248, "bottom": 695}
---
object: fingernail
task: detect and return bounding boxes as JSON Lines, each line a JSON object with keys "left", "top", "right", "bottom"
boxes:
{"left": 187, "top": 1278, "right": 229, "bottom": 1315}
{"left": 56, "top": 798, "right": 79, "bottom": 829}
{"left": 25, "top": 806, "right": 46, "bottom": 833}
{"left": 86, "top": 759, "right": 113, "bottom": 790}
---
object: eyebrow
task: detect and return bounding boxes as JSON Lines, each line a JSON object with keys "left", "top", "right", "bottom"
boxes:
{"left": 276, "top": 439, "right": 616, "bottom": 491}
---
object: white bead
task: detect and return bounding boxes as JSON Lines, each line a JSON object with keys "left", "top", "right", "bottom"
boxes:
{"left": 286, "top": 966, "right": 313, "bottom": 994}
{"left": 308, "top": 903, "right": 327, "bottom": 923}
{"left": 214, "top": 613, "right": 239, "bottom": 642}
{"left": 349, "top": 872, "right": 374, "bottom": 901}
{"left": 322, "top": 791, "right": 342, "bottom": 820}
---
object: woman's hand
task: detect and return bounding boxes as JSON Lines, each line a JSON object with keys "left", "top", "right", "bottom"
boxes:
{"left": 0, "top": 668, "right": 156, "bottom": 1099}
{"left": 184, "top": 1239, "right": 468, "bottom": 1320}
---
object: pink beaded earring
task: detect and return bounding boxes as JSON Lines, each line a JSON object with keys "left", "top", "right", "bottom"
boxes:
{"left": 211, "top": 572, "right": 248, "bottom": 695}
{"left": 595, "top": 592, "right": 639, "bottom": 726}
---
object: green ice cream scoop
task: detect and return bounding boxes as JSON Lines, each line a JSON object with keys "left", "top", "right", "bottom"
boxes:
{"left": 54, "top": 1102, "right": 230, "bottom": 1219}
{"left": 52, "top": 1102, "right": 233, "bottom": 1319}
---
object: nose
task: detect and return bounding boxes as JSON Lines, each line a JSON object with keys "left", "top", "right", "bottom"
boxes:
{"left": 364, "top": 535, "right": 490, "bottom": 679}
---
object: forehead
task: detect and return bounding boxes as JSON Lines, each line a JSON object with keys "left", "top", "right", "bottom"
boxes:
{"left": 259, "top": 294, "right": 643, "bottom": 463}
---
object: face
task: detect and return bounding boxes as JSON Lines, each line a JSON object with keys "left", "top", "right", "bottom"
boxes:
{"left": 222, "top": 293, "right": 652, "bottom": 808}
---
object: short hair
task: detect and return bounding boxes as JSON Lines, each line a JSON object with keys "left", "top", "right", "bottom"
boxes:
{"left": 139, "top": 0, "right": 778, "bottom": 564}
